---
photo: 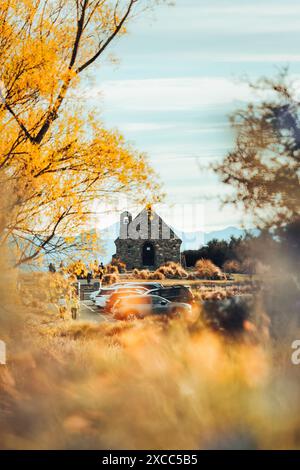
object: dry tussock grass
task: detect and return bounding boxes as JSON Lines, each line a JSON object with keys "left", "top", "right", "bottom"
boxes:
{"left": 156, "top": 262, "right": 188, "bottom": 279}
{"left": 193, "top": 284, "right": 258, "bottom": 301}
{"left": 195, "top": 259, "right": 225, "bottom": 280}
{"left": 132, "top": 268, "right": 151, "bottom": 279}
{"left": 133, "top": 262, "right": 187, "bottom": 280}
{"left": 105, "top": 264, "right": 119, "bottom": 275}
{"left": 102, "top": 273, "right": 119, "bottom": 285}
{"left": 223, "top": 260, "right": 241, "bottom": 274}
{"left": 110, "top": 258, "right": 126, "bottom": 273}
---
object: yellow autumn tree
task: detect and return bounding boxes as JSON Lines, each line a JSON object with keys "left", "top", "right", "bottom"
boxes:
{"left": 0, "top": 0, "right": 163, "bottom": 265}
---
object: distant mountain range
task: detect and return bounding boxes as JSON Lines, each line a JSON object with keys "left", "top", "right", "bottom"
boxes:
{"left": 178, "top": 226, "right": 256, "bottom": 250}
{"left": 98, "top": 223, "right": 258, "bottom": 264}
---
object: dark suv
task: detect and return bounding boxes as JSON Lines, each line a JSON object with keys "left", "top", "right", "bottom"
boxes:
{"left": 149, "top": 285, "right": 194, "bottom": 304}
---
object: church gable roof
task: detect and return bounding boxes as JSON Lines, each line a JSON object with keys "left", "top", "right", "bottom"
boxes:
{"left": 116, "top": 207, "right": 182, "bottom": 242}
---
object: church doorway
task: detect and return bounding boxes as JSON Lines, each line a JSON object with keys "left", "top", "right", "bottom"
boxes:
{"left": 142, "top": 242, "right": 155, "bottom": 267}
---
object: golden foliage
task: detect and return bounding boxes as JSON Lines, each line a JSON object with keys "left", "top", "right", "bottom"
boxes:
{"left": 0, "top": 0, "right": 162, "bottom": 266}
{"left": 66, "top": 259, "right": 88, "bottom": 278}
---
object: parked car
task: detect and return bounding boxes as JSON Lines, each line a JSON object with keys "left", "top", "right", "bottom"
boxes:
{"left": 94, "top": 287, "right": 119, "bottom": 308}
{"left": 105, "top": 287, "right": 149, "bottom": 312}
{"left": 148, "top": 285, "right": 194, "bottom": 304}
{"left": 95, "top": 285, "right": 149, "bottom": 309}
{"left": 112, "top": 294, "right": 192, "bottom": 320}
{"left": 90, "top": 289, "right": 101, "bottom": 302}
{"left": 90, "top": 284, "right": 126, "bottom": 303}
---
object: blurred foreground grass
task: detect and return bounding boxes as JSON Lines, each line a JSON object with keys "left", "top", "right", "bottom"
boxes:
{"left": 0, "top": 268, "right": 300, "bottom": 450}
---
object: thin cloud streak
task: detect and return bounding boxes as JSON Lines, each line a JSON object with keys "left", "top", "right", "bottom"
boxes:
{"left": 97, "top": 77, "right": 254, "bottom": 112}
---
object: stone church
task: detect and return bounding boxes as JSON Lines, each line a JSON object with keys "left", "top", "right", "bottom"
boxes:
{"left": 114, "top": 207, "right": 182, "bottom": 270}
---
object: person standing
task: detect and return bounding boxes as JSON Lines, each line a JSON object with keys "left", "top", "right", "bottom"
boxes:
{"left": 49, "top": 262, "right": 56, "bottom": 273}
{"left": 87, "top": 271, "right": 93, "bottom": 284}
{"left": 70, "top": 294, "right": 79, "bottom": 320}
{"left": 98, "top": 264, "right": 104, "bottom": 287}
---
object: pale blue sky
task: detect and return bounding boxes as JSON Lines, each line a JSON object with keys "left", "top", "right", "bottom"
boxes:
{"left": 86, "top": 0, "right": 300, "bottom": 231}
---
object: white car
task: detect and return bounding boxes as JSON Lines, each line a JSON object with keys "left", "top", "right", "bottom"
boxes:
{"left": 90, "top": 284, "right": 134, "bottom": 303}
{"left": 94, "top": 287, "right": 117, "bottom": 308}
{"left": 111, "top": 294, "right": 192, "bottom": 320}
{"left": 90, "top": 289, "right": 101, "bottom": 302}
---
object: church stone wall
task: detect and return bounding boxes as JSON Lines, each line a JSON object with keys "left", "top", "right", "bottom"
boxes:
{"left": 115, "top": 238, "right": 182, "bottom": 270}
